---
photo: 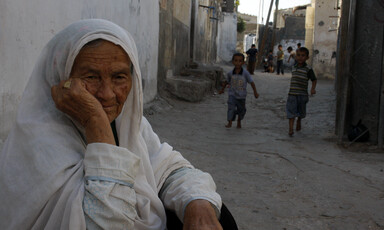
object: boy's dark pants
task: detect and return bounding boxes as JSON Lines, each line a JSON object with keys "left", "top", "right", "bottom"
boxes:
{"left": 276, "top": 60, "right": 284, "bottom": 74}
{"left": 286, "top": 95, "right": 309, "bottom": 119}
{"left": 227, "top": 96, "right": 246, "bottom": 121}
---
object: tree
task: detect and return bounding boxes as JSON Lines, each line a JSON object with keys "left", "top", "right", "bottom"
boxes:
{"left": 237, "top": 16, "right": 245, "bottom": 33}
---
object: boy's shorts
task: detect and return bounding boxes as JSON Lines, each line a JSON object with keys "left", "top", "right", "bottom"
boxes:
{"left": 227, "top": 96, "right": 246, "bottom": 121}
{"left": 286, "top": 95, "right": 309, "bottom": 119}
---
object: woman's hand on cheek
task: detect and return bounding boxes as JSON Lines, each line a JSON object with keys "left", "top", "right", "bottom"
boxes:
{"left": 51, "top": 78, "right": 107, "bottom": 128}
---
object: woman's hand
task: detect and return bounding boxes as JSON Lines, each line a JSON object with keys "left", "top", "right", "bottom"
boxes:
{"left": 51, "top": 78, "right": 106, "bottom": 126}
{"left": 51, "top": 78, "right": 115, "bottom": 145}
{"left": 183, "top": 200, "right": 223, "bottom": 230}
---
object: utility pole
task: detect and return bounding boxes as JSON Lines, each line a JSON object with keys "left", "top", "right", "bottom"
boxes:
{"left": 256, "top": 0, "right": 274, "bottom": 68}
{"left": 271, "top": 0, "right": 279, "bottom": 51}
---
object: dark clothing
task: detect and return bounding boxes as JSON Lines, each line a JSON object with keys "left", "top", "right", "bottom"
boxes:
{"left": 166, "top": 203, "right": 238, "bottom": 230}
{"left": 227, "top": 95, "right": 246, "bottom": 121}
{"left": 263, "top": 62, "right": 269, "bottom": 72}
{"left": 277, "top": 60, "right": 284, "bottom": 74}
{"left": 267, "top": 53, "right": 274, "bottom": 70}
{"left": 246, "top": 48, "right": 258, "bottom": 74}
{"left": 246, "top": 48, "right": 258, "bottom": 62}
{"left": 247, "top": 61, "right": 256, "bottom": 74}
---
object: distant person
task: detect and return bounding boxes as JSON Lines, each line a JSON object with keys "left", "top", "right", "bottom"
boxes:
{"left": 262, "top": 58, "right": 269, "bottom": 72}
{"left": 219, "top": 53, "right": 259, "bottom": 128}
{"left": 267, "top": 50, "right": 274, "bottom": 73}
{"left": 287, "top": 46, "right": 297, "bottom": 65}
{"left": 286, "top": 47, "right": 317, "bottom": 136}
{"left": 296, "top": 43, "right": 302, "bottom": 54}
{"left": 276, "top": 44, "right": 284, "bottom": 75}
{"left": 246, "top": 44, "right": 258, "bottom": 74}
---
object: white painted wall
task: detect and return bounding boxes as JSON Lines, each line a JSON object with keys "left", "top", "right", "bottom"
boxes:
{"left": 312, "top": 0, "right": 338, "bottom": 79}
{"left": 0, "top": 0, "right": 159, "bottom": 142}
{"left": 244, "top": 34, "right": 256, "bottom": 54}
{"left": 217, "top": 12, "right": 237, "bottom": 63}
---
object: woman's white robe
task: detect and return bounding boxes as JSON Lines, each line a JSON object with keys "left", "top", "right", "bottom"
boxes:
{"left": 0, "top": 19, "right": 221, "bottom": 230}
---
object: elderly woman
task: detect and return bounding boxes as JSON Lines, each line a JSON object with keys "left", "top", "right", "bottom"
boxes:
{"left": 0, "top": 19, "right": 236, "bottom": 229}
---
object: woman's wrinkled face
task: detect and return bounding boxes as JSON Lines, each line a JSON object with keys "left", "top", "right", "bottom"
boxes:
{"left": 70, "top": 40, "right": 132, "bottom": 122}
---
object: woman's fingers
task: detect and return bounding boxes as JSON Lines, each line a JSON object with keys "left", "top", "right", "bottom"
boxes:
{"left": 51, "top": 79, "right": 104, "bottom": 126}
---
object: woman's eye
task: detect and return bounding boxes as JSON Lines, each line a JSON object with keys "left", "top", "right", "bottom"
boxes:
{"left": 85, "top": 76, "right": 99, "bottom": 80}
{"left": 114, "top": 75, "right": 128, "bottom": 81}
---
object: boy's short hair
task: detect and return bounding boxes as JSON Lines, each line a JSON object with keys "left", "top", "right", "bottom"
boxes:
{"left": 278, "top": 44, "right": 282, "bottom": 48}
{"left": 287, "top": 46, "right": 292, "bottom": 51}
{"left": 297, "top": 47, "right": 309, "bottom": 57}
{"left": 251, "top": 44, "right": 256, "bottom": 48}
{"left": 297, "top": 43, "right": 301, "bottom": 47}
{"left": 232, "top": 52, "right": 245, "bottom": 61}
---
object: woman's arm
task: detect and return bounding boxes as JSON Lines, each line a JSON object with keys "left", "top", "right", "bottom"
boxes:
{"left": 159, "top": 167, "right": 222, "bottom": 228}
{"left": 83, "top": 143, "right": 140, "bottom": 229}
{"left": 140, "top": 118, "right": 222, "bottom": 228}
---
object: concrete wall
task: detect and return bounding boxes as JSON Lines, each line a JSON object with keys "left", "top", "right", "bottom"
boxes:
{"left": 278, "top": 16, "right": 306, "bottom": 68}
{"left": 158, "top": 0, "right": 191, "bottom": 88}
{"left": 273, "top": 39, "right": 305, "bottom": 68}
{"left": 193, "top": 0, "right": 219, "bottom": 63}
{"left": 0, "top": 0, "right": 159, "bottom": 142}
{"left": 259, "top": 15, "right": 305, "bottom": 69}
{"left": 217, "top": 12, "right": 237, "bottom": 63}
{"left": 276, "top": 8, "right": 307, "bottom": 29}
{"left": 348, "top": 0, "right": 384, "bottom": 142}
{"left": 304, "top": 5, "right": 315, "bottom": 62}
{"left": 311, "top": 0, "right": 339, "bottom": 79}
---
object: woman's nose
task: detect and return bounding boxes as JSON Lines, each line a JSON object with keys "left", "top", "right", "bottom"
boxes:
{"left": 96, "top": 80, "right": 115, "bottom": 101}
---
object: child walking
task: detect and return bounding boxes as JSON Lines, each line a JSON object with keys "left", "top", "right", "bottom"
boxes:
{"left": 219, "top": 53, "right": 259, "bottom": 128}
{"left": 286, "top": 47, "right": 317, "bottom": 136}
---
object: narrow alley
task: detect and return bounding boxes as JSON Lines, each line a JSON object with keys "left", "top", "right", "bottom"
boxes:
{"left": 146, "top": 67, "right": 384, "bottom": 230}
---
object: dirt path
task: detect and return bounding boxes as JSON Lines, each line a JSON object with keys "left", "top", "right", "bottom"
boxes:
{"left": 146, "top": 67, "right": 384, "bottom": 230}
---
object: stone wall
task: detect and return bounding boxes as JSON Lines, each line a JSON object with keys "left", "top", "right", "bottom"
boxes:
{"left": 193, "top": 0, "right": 219, "bottom": 63}
{"left": 158, "top": 0, "right": 192, "bottom": 89}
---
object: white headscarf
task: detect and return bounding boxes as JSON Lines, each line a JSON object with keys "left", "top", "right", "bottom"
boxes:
{"left": 0, "top": 19, "right": 193, "bottom": 230}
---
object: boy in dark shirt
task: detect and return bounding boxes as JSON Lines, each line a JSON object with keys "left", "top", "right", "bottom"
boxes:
{"left": 246, "top": 44, "right": 258, "bottom": 74}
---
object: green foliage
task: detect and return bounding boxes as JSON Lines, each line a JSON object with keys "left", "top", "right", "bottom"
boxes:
{"left": 237, "top": 17, "right": 245, "bottom": 33}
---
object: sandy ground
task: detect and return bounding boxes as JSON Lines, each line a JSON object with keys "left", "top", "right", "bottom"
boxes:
{"left": 146, "top": 66, "right": 384, "bottom": 230}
